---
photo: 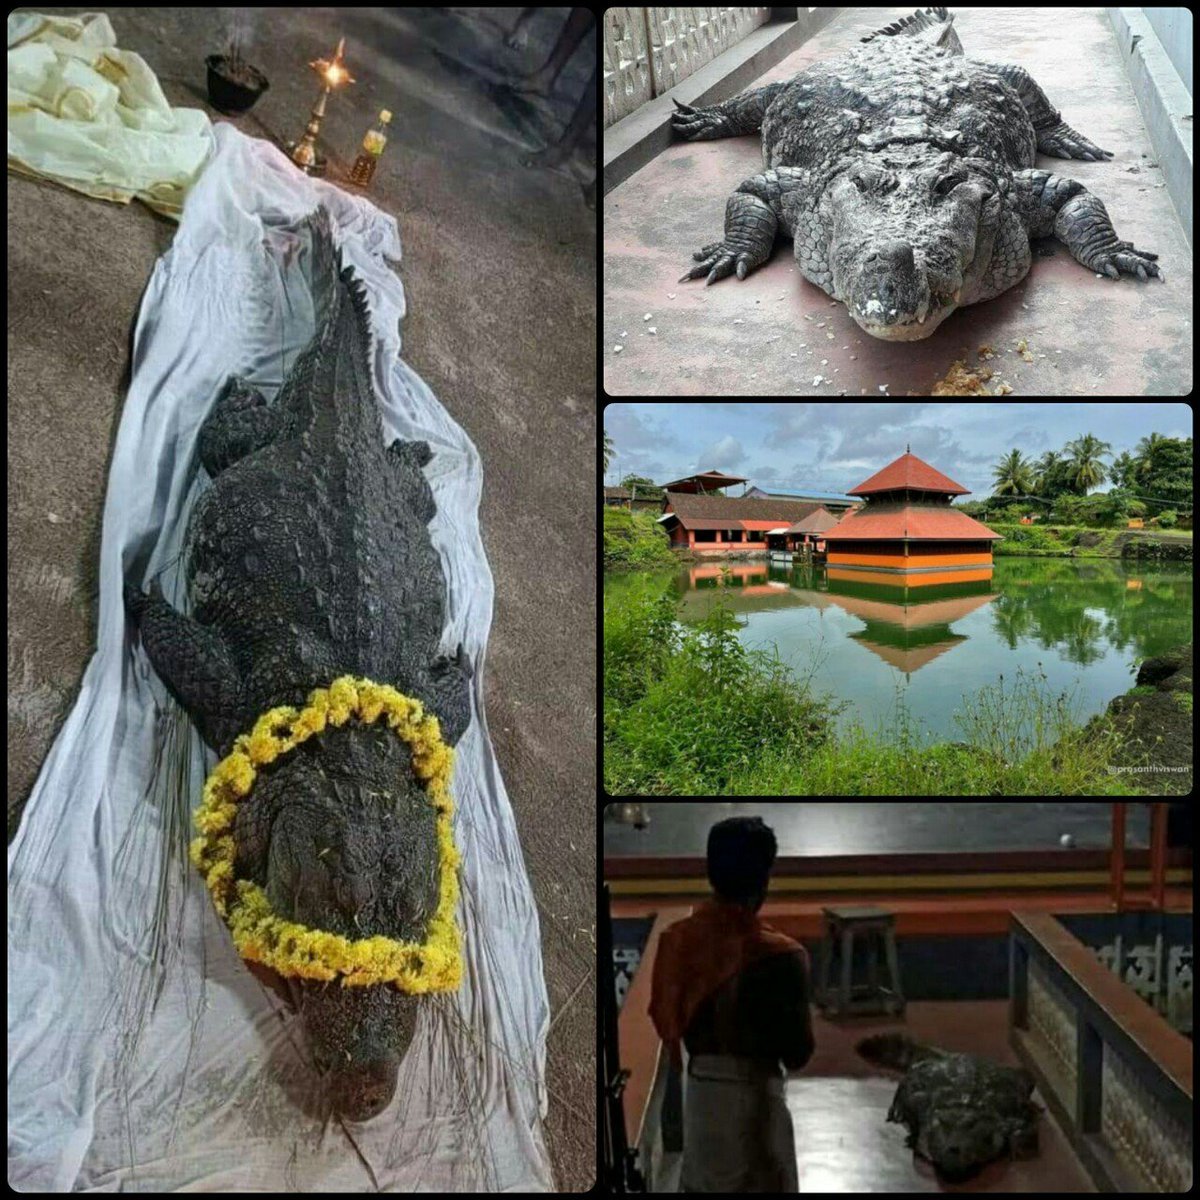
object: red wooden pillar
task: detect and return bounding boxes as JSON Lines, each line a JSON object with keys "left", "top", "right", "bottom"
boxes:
{"left": 1111, "top": 803, "right": 1126, "bottom": 909}
{"left": 1149, "top": 802, "right": 1167, "bottom": 910}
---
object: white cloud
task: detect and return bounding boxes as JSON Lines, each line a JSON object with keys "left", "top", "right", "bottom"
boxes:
{"left": 697, "top": 435, "right": 746, "bottom": 470}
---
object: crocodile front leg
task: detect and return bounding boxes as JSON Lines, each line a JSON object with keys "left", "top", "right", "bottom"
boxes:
{"left": 680, "top": 167, "right": 804, "bottom": 285}
{"left": 125, "top": 581, "right": 244, "bottom": 750}
{"left": 983, "top": 62, "right": 1113, "bottom": 161}
{"left": 425, "top": 645, "right": 472, "bottom": 747}
{"left": 196, "top": 375, "right": 284, "bottom": 477}
{"left": 1015, "top": 169, "right": 1165, "bottom": 281}
{"left": 386, "top": 438, "right": 436, "bottom": 524}
{"left": 670, "top": 81, "right": 786, "bottom": 140}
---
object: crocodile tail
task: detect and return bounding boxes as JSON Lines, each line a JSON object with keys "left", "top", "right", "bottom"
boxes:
{"left": 303, "top": 205, "right": 339, "bottom": 333}
{"left": 860, "top": 8, "right": 962, "bottom": 55}
{"left": 856, "top": 1032, "right": 943, "bottom": 1070}
{"left": 305, "top": 205, "right": 378, "bottom": 398}
{"left": 270, "top": 207, "right": 375, "bottom": 418}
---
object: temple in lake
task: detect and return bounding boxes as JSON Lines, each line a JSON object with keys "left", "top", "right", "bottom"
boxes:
{"left": 824, "top": 450, "right": 1000, "bottom": 587}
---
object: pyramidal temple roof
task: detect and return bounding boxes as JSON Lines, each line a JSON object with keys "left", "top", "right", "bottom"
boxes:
{"left": 824, "top": 504, "right": 1001, "bottom": 541}
{"left": 847, "top": 452, "right": 970, "bottom": 497}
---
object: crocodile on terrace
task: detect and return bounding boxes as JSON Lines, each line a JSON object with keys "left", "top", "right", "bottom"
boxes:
{"left": 124, "top": 206, "right": 472, "bottom": 1122}
{"left": 858, "top": 1032, "right": 1041, "bottom": 1182}
{"left": 671, "top": 7, "right": 1164, "bottom": 341}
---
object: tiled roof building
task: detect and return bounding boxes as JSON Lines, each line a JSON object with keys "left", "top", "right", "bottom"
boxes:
{"left": 658, "top": 491, "right": 823, "bottom": 554}
{"left": 825, "top": 451, "right": 1000, "bottom": 587}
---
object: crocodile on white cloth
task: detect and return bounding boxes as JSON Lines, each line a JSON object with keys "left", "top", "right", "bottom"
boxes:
{"left": 7, "top": 123, "right": 552, "bottom": 1192}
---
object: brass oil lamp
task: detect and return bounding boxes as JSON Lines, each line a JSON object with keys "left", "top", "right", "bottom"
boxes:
{"left": 289, "top": 37, "right": 355, "bottom": 176}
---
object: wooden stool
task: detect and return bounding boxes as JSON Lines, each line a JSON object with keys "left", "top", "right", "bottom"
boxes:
{"left": 817, "top": 905, "right": 906, "bottom": 1016}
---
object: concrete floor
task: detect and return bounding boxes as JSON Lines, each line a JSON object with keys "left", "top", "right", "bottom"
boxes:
{"left": 603, "top": 6, "right": 1191, "bottom": 396}
{"left": 6, "top": 7, "right": 593, "bottom": 1189}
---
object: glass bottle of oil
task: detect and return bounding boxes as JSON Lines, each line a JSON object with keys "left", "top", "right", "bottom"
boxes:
{"left": 350, "top": 109, "right": 392, "bottom": 186}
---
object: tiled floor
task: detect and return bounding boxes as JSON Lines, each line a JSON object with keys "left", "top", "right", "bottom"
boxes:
{"left": 654, "top": 1000, "right": 1096, "bottom": 1193}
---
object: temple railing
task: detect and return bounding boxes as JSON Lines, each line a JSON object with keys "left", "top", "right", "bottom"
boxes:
{"left": 1010, "top": 911, "right": 1193, "bottom": 1192}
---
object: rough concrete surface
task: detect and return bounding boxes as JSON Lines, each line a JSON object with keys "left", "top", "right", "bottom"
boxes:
{"left": 603, "top": 6, "right": 1192, "bottom": 396}
{"left": 6, "top": 7, "right": 594, "bottom": 1189}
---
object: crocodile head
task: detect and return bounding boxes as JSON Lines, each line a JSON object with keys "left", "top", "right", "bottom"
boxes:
{"left": 293, "top": 976, "right": 417, "bottom": 1121}
{"left": 815, "top": 147, "right": 999, "bottom": 341}
{"left": 234, "top": 722, "right": 442, "bottom": 1121}
{"left": 921, "top": 1103, "right": 1008, "bottom": 1182}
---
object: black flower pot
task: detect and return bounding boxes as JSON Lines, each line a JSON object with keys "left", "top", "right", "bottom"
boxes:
{"left": 205, "top": 55, "right": 269, "bottom": 115}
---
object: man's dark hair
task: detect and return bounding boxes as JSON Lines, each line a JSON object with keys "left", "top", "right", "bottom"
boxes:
{"left": 707, "top": 817, "right": 778, "bottom": 903}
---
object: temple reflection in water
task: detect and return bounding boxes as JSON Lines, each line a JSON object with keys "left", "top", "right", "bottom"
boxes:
{"left": 824, "top": 575, "right": 998, "bottom": 677}
{"left": 677, "top": 563, "right": 996, "bottom": 677}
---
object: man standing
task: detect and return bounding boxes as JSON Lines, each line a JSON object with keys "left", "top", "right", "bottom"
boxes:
{"left": 649, "top": 816, "right": 813, "bottom": 1193}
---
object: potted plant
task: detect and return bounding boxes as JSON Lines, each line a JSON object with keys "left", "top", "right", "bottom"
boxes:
{"left": 206, "top": 18, "right": 268, "bottom": 115}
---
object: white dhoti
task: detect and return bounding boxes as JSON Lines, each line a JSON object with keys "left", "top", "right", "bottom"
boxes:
{"left": 682, "top": 1055, "right": 798, "bottom": 1193}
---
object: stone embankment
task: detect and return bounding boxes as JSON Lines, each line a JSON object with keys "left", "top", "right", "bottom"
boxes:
{"left": 1105, "top": 644, "right": 1193, "bottom": 794}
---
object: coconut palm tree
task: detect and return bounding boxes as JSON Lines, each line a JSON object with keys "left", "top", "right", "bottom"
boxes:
{"left": 603, "top": 430, "right": 614, "bottom": 475}
{"left": 1065, "top": 433, "right": 1112, "bottom": 492}
{"left": 1034, "top": 449, "right": 1064, "bottom": 495}
{"left": 1110, "top": 450, "right": 1137, "bottom": 491}
{"left": 992, "top": 448, "right": 1035, "bottom": 496}
{"left": 1133, "top": 432, "right": 1170, "bottom": 480}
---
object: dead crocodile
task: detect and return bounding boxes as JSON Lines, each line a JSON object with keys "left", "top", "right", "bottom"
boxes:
{"left": 125, "top": 207, "right": 472, "bottom": 1121}
{"left": 671, "top": 6, "right": 1163, "bottom": 340}
{"left": 858, "top": 1032, "right": 1041, "bottom": 1181}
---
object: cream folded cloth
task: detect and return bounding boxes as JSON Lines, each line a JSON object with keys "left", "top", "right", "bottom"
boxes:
{"left": 7, "top": 10, "right": 212, "bottom": 218}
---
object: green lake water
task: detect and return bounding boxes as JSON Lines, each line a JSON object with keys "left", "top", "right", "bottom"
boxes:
{"left": 604, "top": 556, "right": 1193, "bottom": 744}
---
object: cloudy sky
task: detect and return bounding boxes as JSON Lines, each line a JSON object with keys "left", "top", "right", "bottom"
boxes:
{"left": 603, "top": 403, "right": 1192, "bottom": 497}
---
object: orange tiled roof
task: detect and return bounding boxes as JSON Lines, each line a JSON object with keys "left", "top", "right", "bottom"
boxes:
{"left": 848, "top": 452, "right": 970, "bottom": 497}
{"left": 824, "top": 504, "right": 1000, "bottom": 540}
{"left": 786, "top": 507, "right": 839, "bottom": 535}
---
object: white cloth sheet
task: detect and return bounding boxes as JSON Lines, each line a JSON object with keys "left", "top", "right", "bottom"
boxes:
{"left": 7, "top": 123, "right": 552, "bottom": 1191}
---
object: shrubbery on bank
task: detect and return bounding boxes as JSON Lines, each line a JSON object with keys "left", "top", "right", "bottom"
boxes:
{"left": 602, "top": 507, "right": 677, "bottom": 570}
{"left": 604, "top": 580, "right": 839, "bottom": 793}
{"left": 989, "top": 524, "right": 1193, "bottom": 559}
{"left": 603, "top": 584, "right": 1146, "bottom": 797}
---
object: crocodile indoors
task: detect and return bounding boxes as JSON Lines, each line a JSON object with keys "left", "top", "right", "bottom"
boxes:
{"left": 125, "top": 206, "right": 472, "bottom": 1122}
{"left": 671, "top": 6, "right": 1164, "bottom": 340}
{"left": 858, "top": 1032, "right": 1041, "bottom": 1181}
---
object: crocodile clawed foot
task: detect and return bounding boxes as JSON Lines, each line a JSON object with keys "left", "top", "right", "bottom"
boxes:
{"left": 670, "top": 97, "right": 725, "bottom": 141}
{"left": 1096, "top": 242, "right": 1164, "bottom": 282}
{"left": 680, "top": 242, "right": 759, "bottom": 285}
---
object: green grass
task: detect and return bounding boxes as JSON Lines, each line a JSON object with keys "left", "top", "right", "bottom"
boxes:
{"left": 604, "top": 585, "right": 1146, "bottom": 797}
{"left": 1174, "top": 692, "right": 1193, "bottom": 714}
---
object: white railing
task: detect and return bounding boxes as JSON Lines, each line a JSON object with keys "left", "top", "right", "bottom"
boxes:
{"left": 603, "top": 7, "right": 771, "bottom": 126}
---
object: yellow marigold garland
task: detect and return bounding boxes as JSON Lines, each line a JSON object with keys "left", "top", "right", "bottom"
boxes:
{"left": 189, "top": 676, "right": 460, "bottom": 991}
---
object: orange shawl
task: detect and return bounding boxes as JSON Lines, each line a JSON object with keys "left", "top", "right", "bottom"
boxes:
{"left": 649, "top": 900, "right": 802, "bottom": 1049}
